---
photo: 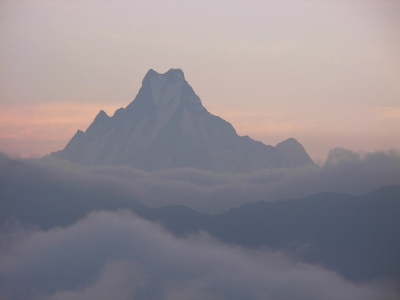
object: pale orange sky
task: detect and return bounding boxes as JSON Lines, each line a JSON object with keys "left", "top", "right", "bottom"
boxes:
{"left": 1, "top": 0, "right": 399, "bottom": 163}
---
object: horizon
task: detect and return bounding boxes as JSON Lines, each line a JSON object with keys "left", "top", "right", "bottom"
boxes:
{"left": 1, "top": 0, "right": 400, "bottom": 163}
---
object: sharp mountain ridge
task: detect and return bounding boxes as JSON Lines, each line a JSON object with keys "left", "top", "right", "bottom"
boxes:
{"left": 51, "top": 68, "right": 314, "bottom": 172}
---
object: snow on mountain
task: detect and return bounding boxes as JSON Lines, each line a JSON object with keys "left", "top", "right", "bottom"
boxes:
{"left": 50, "top": 69, "right": 314, "bottom": 172}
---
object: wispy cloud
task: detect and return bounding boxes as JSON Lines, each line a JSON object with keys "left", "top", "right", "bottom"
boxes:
{"left": 375, "top": 106, "right": 400, "bottom": 120}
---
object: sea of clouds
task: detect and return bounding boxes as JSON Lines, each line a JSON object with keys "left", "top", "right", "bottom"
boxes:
{"left": 25, "top": 148, "right": 400, "bottom": 213}
{"left": 1, "top": 148, "right": 399, "bottom": 299}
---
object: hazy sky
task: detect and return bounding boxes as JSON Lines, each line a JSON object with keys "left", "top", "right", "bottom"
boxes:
{"left": 1, "top": 0, "right": 399, "bottom": 163}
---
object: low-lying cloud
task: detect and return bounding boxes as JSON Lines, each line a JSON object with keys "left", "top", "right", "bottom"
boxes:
{"left": 1, "top": 210, "right": 397, "bottom": 300}
{"left": 22, "top": 148, "right": 400, "bottom": 213}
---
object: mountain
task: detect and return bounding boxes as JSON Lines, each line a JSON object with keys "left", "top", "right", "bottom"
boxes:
{"left": 136, "top": 185, "right": 400, "bottom": 284}
{"left": 50, "top": 69, "right": 314, "bottom": 172}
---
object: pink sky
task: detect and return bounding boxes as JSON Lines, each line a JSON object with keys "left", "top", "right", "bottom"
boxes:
{"left": 1, "top": 0, "right": 399, "bottom": 163}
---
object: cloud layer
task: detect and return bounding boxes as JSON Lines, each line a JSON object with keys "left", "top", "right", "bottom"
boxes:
{"left": 31, "top": 148, "right": 400, "bottom": 213}
{"left": 1, "top": 210, "right": 397, "bottom": 300}
{"left": 1, "top": 148, "right": 399, "bottom": 215}
{"left": 1, "top": 149, "right": 399, "bottom": 299}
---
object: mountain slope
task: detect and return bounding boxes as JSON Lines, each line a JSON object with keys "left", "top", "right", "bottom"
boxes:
{"left": 51, "top": 69, "right": 314, "bottom": 172}
{"left": 132, "top": 186, "right": 400, "bottom": 284}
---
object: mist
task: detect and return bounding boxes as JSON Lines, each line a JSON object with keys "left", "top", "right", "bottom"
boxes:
{"left": 1, "top": 148, "right": 400, "bottom": 299}
{"left": 18, "top": 148, "right": 400, "bottom": 213}
{"left": 1, "top": 210, "right": 397, "bottom": 300}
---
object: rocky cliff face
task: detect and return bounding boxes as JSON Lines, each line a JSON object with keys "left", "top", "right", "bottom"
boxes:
{"left": 51, "top": 69, "right": 314, "bottom": 172}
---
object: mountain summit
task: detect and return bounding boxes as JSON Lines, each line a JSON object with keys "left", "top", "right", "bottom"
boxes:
{"left": 51, "top": 69, "right": 314, "bottom": 172}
